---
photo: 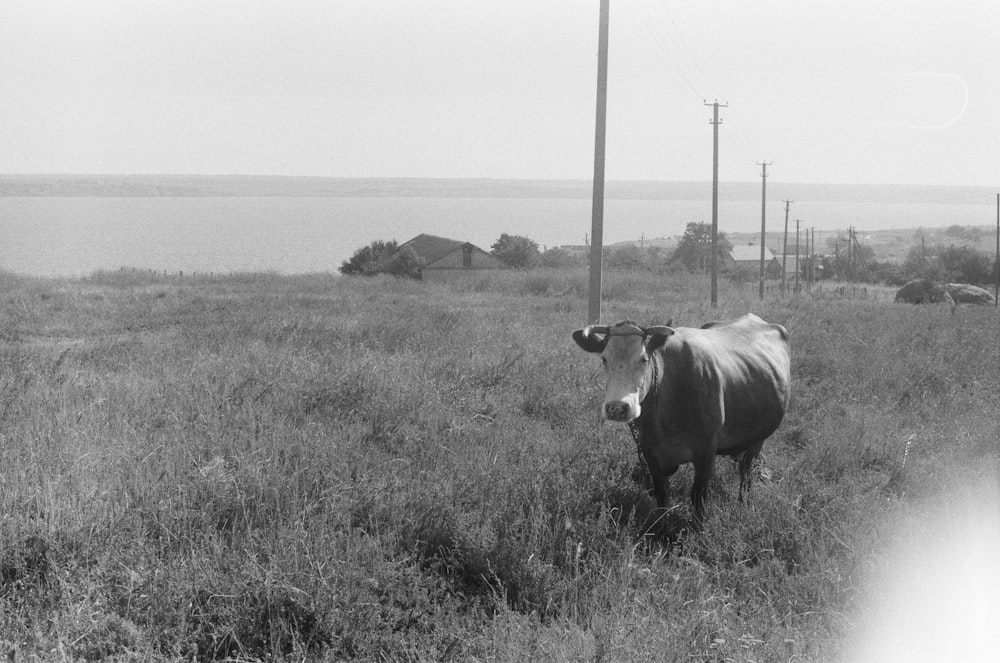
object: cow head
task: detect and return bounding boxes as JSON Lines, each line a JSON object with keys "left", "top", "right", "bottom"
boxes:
{"left": 573, "top": 320, "right": 675, "bottom": 422}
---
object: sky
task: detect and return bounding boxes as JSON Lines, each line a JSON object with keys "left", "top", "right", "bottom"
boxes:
{"left": 1, "top": 0, "right": 998, "bottom": 187}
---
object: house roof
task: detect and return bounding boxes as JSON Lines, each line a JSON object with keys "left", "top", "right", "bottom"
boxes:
{"left": 729, "top": 245, "right": 777, "bottom": 262}
{"left": 398, "top": 233, "right": 469, "bottom": 264}
{"left": 370, "top": 233, "right": 504, "bottom": 273}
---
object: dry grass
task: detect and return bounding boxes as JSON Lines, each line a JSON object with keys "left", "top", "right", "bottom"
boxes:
{"left": 0, "top": 268, "right": 997, "bottom": 661}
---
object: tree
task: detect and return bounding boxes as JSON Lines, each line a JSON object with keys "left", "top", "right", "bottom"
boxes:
{"left": 339, "top": 239, "right": 399, "bottom": 275}
{"left": 902, "top": 244, "right": 943, "bottom": 282}
{"left": 903, "top": 243, "right": 992, "bottom": 284}
{"left": 832, "top": 242, "right": 876, "bottom": 282}
{"left": 491, "top": 233, "right": 539, "bottom": 268}
{"left": 670, "top": 222, "right": 731, "bottom": 273}
{"left": 938, "top": 245, "right": 992, "bottom": 284}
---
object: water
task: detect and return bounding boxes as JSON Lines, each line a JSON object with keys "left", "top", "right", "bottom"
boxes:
{"left": 0, "top": 195, "right": 992, "bottom": 277}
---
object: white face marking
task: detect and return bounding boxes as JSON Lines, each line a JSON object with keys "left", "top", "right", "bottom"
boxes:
{"left": 600, "top": 335, "right": 651, "bottom": 422}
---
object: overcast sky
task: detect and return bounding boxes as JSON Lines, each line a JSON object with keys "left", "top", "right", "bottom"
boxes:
{"left": 2, "top": 0, "right": 997, "bottom": 187}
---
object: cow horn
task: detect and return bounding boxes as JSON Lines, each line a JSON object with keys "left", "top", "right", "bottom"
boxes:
{"left": 573, "top": 325, "right": 610, "bottom": 353}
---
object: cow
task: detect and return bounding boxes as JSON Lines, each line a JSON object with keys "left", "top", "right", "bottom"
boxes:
{"left": 573, "top": 313, "right": 791, "bottom": 523}
{"left": 944, "top": 283, "right": 995, "bottom": 306}
{"left": 894, "top": 278, "right": 955, "bottom": 310}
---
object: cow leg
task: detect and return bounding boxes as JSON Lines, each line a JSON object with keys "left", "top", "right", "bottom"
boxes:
{"left": 639, "top": 447, "right": 672, "bottom": 508}
{"left": 690, "top": 453, "right": 715, "bottom": 523}
{"left": 649, "top": 464, "right": 678, "bottom": 508}
{"left": 651, "top": 473, "right": 667, "bottom": 508}
{"left": 738, "top": 441, "right": 765, "bottom": 502}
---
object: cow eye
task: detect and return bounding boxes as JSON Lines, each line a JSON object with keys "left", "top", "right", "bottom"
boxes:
{"left": 639, "top": 355, "right": 649, "bottom": 364}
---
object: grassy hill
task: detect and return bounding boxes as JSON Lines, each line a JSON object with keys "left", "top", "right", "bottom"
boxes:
{"left": 1, "top": 269, "right": 997, "bottom": 660}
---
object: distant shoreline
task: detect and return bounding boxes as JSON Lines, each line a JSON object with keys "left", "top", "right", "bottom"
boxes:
{"left": 0, "top": 174, "right": 994, "bottom": 206}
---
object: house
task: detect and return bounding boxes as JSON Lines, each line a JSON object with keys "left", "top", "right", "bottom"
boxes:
{"left": 778, "top": 251, "right": 820, "bottom": 279}
{"left": 375, "top": 233, "right": 509, "bottom": 280}
{"left": 724, "top": 244, "right": 783, "bottom": 279}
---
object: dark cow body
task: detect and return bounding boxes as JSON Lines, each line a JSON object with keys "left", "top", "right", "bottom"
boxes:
{"left": 895, "top": 278, "right": 955, "bottom": 307}
{"left": 573, "top": 314, "right": 791, "bottom": 522}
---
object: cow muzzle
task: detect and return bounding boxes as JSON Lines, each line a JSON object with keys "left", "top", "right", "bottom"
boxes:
{"left": 604, "top": 400, "right": 640, "bottom": 422}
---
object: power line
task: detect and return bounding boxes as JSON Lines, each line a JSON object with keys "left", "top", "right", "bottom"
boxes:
{"left": 625, "top": 0, "right": 707, "bottom": 101}
{"left": 620, "top": 0, "right": 704, "bottom": 101}
{"left": 643, "top": 0, "right": 716, "bottom": 98}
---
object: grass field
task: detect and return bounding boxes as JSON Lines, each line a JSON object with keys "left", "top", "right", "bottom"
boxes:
{"left": 1, "top": 268, "right": 997, "bottom": 662}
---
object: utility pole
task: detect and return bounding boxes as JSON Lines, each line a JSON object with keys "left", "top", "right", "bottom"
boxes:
{"left": 805, "top": 227, "right": 810, "bottom": 288}
{"left": 810, "top": 227, "right": 816, "bottom": 289}
{"left": 705, "top": 100, "right": 727, "bottom": 307}
{"left": 805, "top": 227, "right": 810, "bottom": 290}
{"left": 847, "top": 226, "right": 853, "bottom": 269}
{"left": 794, "top": 219, "right": 800, "bottom": 295}
{"left": 781, "top": 200, "right": 792, "bottom": 296}
{"left": 587, "top": 0, "right": 610, "bottom": 324}
{"left": 757, "top": 161, "right": 771, "bottom": 301}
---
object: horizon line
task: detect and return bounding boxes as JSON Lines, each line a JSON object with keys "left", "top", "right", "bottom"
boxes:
{"left": 0, "top": 173, "right": 996, "bottom": 190}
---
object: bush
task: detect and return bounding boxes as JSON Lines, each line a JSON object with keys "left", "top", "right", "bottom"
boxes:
{"left": 384, "top": 246, "right": 422, "bottom": 279}
{"left": 339, "top": 240, "right": 399, "bottom": 275}
{"left": 540, "top": 247, "right": 583, "bottom": 269}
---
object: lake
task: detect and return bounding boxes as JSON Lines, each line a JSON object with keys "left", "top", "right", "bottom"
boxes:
{"left": 1, "top": 193, "right": 993, "bottom": 277}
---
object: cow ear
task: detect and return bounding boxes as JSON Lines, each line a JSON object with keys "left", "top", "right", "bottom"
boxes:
{"left": 573, "top": 327, "right": 608, "bottom": 353}
{"left": 643, "top": 325, "right": 675, "bottom": 352}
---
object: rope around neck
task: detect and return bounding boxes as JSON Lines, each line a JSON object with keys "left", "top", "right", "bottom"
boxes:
{"left": 627, "top": 351, "right": 659, "bottom": 488}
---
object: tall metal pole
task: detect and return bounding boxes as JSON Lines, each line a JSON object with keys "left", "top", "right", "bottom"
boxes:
{"left": 794, "top": 219, "right": 800, "bottom": 295}
{"left": 781, "top": 200, "right": 792, "bottom": 296}
{"left": 706, "top": 101, "right": 727, "bottom": 307}
{"left": 757, "top": 161, "right": 771, "bottom": 300}
{"left": 587, "top": 0, "right": 610, "bottom": 324}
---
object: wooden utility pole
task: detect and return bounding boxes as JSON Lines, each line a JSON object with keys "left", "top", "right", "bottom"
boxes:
{"left": 794, "top": 219, "right": 800, "bottom": 295}
{"left": 805, "top": 228, "right": 810, "bottom": 290}
{"left": 781, "top": 200, "right": 792, "bottom": 296}
{"left": 809, "top": 227, "right": 816, "bottom": 289}
{"left": 705, "top": 100, "right": 727, "bottom": 307}
{"left": 757, "top": 161, "right": 771, "bottom": 301}
{"left": 587, "top": 0, "right": 610, "bottom": 324}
